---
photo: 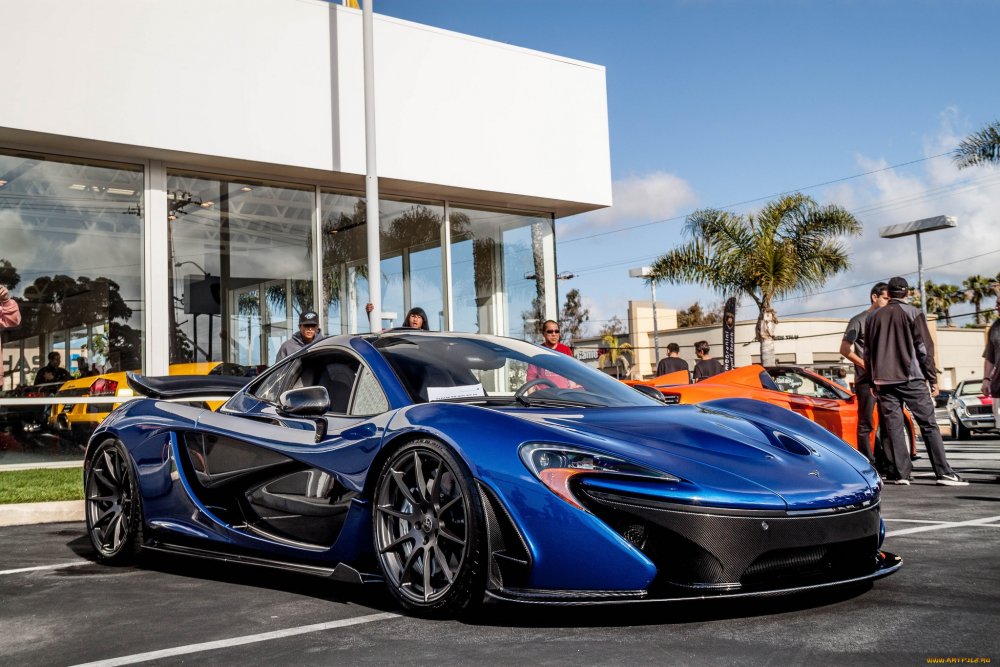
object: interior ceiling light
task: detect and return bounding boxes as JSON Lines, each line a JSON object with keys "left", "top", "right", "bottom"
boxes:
{"left": 0, "top": 180, "right": 7, "bottom": 187}
{"left": 241, "top": 186, "right": 252, "bottom": 192}
{"left": 200, "top": 201, "right": 214, "bottom": 208}
{"left": 106, "top": 187, "right": 135, "bottom": 196}
{"left": 69, "top": 184, "right": 86, "bottom": 190}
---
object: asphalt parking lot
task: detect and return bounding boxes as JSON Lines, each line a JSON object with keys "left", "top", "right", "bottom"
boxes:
{"left": 2, "top": 439, "right": 999, "bottom": 667}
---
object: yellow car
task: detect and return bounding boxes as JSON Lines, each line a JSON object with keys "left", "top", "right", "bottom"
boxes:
{"left": 59, "top": 362, "right": 255, "bottom": 446}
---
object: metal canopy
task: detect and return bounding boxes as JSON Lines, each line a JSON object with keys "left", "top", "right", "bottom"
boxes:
{"left": 879, "top": 215, "right": 956, "bottom": 239}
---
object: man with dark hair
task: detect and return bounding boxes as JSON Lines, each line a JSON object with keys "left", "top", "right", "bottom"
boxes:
{"left": 865, "top": 276, "right": 967, "bottom": 486}
{"left": 692, "top": 340, "right": 723, "bottom": 382}
{"left": 840, "top": 282, "right": 889, "bottom": 467}
{"left": 35, "top": 351, "right": 72, "bottom": 385}
{"left": 982, "top": 297, "right": 1000, "bottom": 431}
{"left": 276, "top": 310, "right": 323, "bottom": 361}
{"left": 656, "top": 342, "right": 690, "bottom": 378}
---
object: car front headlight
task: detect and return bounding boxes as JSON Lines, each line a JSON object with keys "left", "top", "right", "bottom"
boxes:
{"left": 519, "top": 443, "right": 679, "bottom": 510}
{"left": 957, "top": 399, "right": 969, "bottom": 414}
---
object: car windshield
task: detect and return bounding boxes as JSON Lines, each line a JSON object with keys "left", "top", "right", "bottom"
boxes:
{"left": 372, "top": 332, "right": 661, "bottom": 408}
{"left": 959, "top": 381, "right": 983, "bottom": 396}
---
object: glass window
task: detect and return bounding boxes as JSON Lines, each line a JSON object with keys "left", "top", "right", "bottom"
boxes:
{"left": 448, "top": 205, "right": 554, "bottom": 340}
{"left": 321, "top": 191, "right": 443, "bottom": 334}
{"left": 167, "top": 173, "right": 315, "bottom": 369}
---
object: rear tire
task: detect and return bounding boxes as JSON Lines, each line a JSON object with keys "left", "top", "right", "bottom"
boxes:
{"left": 84, "top": 439, "right": 144, "bottom": 563}
{"left": 372, "top": 438, "right": 486, "bottom": 617}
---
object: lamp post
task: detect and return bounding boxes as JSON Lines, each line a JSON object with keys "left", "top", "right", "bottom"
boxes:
{"left": 879, "top": 215, "right": 957, "bottom": 318}
{"left": 629, "top": 266, "right": 660, "bottom": 368}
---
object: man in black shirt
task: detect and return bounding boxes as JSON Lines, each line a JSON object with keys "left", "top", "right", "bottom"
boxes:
{"left": 656, "top": 342, "right": 690, "bottom": 379}
{"left": 865, "top": 276, "right": 967, "bottom": 486}
{"left": 840, "top": 282, "right": 888, "bottom": 466}
{"left": 34, "top": 351, "right": 72, "bottom": 385}
{"left": 693, "top": 340, "right": 724, "bottom": 382}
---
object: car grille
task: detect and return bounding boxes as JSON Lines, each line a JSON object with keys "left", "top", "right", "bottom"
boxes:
{"left": 967, "top": 405, "right": 992, "bottom": 416}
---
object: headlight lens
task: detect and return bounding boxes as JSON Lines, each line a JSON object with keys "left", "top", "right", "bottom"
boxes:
{"left": 519, "top": 443, "right": 679, "bottom": 510}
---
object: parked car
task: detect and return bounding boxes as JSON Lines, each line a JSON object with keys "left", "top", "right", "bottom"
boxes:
{"left": 946, "top": 379, "right": 995, "bottom": 440}
{"left": 626, "top": 365, "right": 917, "bottom": 457}
{"left": 55, "top": 362, "right": 257, "bottom": 448}
{"left": 83, "top": 331, "right": 898, "bottom": 617}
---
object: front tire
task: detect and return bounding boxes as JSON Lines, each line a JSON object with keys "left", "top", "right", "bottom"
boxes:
{"left": 84, "top": 439, "right": 144, "bottom": 563}
{"left": 372, "top": 438, "right": 486, "bottom": 616}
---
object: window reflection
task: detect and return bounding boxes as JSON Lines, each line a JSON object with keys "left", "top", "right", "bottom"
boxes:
{"left": 167, "top": 173, "right": 315, "bottom": 368}
{"left": 0, "top": 151, "right": 143, "bottom": 390}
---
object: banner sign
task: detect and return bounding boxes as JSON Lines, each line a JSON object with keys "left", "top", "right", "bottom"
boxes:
{"left": 722, "top": 296, "right": 736, "bottom": 370}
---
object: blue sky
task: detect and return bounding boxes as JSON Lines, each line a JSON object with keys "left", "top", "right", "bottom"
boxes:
{"left": 375, "top": 0, "right": 1000, "bottom": 332}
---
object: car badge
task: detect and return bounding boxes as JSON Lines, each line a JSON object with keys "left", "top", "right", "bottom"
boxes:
{"left": 808, "top": 470, "right": 820, "bottom": 477}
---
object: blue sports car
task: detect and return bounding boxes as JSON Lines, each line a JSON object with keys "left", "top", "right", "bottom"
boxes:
{"left": 83, "top": 331, "right": 900, "bottom": 616}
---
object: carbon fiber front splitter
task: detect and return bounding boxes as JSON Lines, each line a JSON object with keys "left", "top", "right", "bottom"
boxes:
{"left": 485, "top": 551, "right": 902, "bottom": 605}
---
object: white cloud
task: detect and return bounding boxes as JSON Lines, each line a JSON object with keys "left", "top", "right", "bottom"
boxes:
{"left": 561, "top": 171, "right": 698, "bottom": 237}
{"left": 784, "top": 112, "right": 1000, "bottom": 322}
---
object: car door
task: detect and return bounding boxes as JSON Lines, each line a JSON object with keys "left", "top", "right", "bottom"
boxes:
{"left": 182, "top": 347, "right": 391, "bottom": 552}
{"left": 766, "top": 369, "right": 853, "bottom": 442}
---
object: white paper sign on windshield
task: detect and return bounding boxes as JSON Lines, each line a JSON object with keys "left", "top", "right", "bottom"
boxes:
{"left": 426, "top": 384, "right": 486, "bottom": 401}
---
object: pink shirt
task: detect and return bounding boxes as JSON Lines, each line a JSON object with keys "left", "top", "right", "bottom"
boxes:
{"left": 0, "top": 299, "right": 22, "bottom": 383}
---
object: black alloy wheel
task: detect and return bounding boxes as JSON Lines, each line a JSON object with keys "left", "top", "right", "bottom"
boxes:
{"left": 373, "top": 438, "right": 485, "bottom": 616}
{"left": 85, "top": 440, "right": 144, "bottom": 563}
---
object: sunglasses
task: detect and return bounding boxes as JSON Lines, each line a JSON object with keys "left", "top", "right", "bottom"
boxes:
{"left": 544, "top": 329, "right": 559, "bottom": 334}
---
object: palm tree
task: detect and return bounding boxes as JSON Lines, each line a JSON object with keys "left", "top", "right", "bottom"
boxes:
{"left": 962, "top": 275, "right": 995, "bottom": 326}
{"left": 923, "top": 280, "right": 962, "bottom": 327}
{"left": 598, "top": 334, "right": 633, "bottom": 379}
{"left": 647, "top": 193, "right": 861, "bottom": 367}
{"left": 954, "top": 120, "right": 1000, "bottom": 168}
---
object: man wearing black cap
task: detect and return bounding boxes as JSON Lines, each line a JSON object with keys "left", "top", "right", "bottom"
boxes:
{"left": 276, "top": 310, "right": 323, "bottom": 361}
{"left": 864, "top": 277, "right": 967, "bottom": 486}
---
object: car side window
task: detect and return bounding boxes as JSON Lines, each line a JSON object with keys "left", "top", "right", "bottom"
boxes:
{"left": 351, "top": 366, "right": 389, "bottom": 416}
{"left": 289, "top": 352, "right": 363, "bottom": 415}
{"left": 249, "top": 361, "right": 299, "bottom": 403}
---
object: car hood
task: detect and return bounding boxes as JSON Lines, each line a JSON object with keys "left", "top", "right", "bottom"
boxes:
{"left": 509, "top": 400, "right": 877, "bottom": 512}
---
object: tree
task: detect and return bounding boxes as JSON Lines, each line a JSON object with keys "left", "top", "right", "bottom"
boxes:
{"left": 559, "top": 288, "right": 589, "bottom": 345}
{"left": 677, "top": 301, "right": 723, "bottom": 328}
{"left": 646, "top": 193, "right": 861, "bottom": 366}
{"left": 962, "top": 275, "right": 995, "bottom": 326}
{"left": 954, "top": 120, "right": 1000, "bottom": 168}
{"left": 599, "top": 315, "right": 626, "bottom": 337}
{"left": 923, "top": 280, "right": 962, "bottom": 327}
{"left": 0, "top": 259, "right": 20, "bottom": 291}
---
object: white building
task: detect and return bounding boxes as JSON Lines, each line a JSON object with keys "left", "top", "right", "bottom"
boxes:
{"left": 0, "top": 0, "right": 611, "bottom": 387}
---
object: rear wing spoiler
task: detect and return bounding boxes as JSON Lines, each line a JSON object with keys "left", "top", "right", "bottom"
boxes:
{"left": 126, "top": 371, "right": 251, "bottom": 400}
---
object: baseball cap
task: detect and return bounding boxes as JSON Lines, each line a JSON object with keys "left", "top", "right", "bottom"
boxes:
{"left": 887, "top": 276, "right": 909, "bottom": 295}
{"left": 299, "top": 311, "right": 319, "bottom": 326}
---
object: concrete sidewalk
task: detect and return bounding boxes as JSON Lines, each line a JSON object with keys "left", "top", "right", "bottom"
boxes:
{"left": 0, "top": 501, "right": 84, "bottom": 527}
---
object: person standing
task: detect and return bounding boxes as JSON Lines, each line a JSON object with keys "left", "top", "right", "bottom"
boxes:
{"left": 403, "top": 307, "right": 430, "bottom": 330}
{"left": 35, "top": 351, "right": 72, "bottom": 385}
{"left": 0, "top": 285, "right": 21, "bottom": 386}
{"left": 276, "top": 310, "right": 323, "bottom": 361}
{"left": 839, "top": 282, "right": 889, "bottom": 466}
{"left": 656, "top": 342, "right": 690, "bottom": 378}
{"left": 692, "top": 340, "right": 724, "bottom": 382}
{"left": 981, "top": 297, "right": 1000, "bottom": 431}
{"left": 864, "top": 276, "right": 967, "bottom": 486}
{"left": 526, "top": 320, "right": 573, "bottom": 387}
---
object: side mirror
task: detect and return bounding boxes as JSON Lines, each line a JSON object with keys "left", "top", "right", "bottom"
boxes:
{"left": 278, "top": 386, "right": 330, "bottom": 417}
{"left": 631, "top": 384, "right": 668, "bottom": 403}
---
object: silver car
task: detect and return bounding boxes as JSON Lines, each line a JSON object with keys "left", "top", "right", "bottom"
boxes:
{"left": 946, "top": 379, "right": 995, "bottom": 440}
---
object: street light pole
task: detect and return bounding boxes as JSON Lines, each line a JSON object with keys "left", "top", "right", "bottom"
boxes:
{"left": 879, "top": 215, "right": 956, "bottom": 319}
{"left": 629, "top": 266, "right": 660, "bottom": 369}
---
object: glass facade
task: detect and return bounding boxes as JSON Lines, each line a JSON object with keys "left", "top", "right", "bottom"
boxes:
{"left": 0, "top": 148, "right": 555, "bottom": 463}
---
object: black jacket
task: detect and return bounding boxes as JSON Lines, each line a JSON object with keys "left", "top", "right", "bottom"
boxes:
{"left": 864, "top": 299, "right": 936, "bottom": 385}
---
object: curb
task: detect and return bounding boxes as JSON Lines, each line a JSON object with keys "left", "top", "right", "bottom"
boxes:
{"left": 0, "top": 500, "right": 84, "bottom": 527}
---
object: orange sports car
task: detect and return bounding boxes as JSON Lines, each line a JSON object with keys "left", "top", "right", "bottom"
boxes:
{"left": 626, "top": 365, "right": 917, "bottom": 457}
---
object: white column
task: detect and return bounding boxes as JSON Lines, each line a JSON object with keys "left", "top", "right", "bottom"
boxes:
{"left": 143, "top": 160, "right": 170, "bottom": 375}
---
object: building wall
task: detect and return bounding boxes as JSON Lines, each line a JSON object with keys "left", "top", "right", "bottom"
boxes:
{"left": 0, "top": 0, "right": 611, "bottom": 216}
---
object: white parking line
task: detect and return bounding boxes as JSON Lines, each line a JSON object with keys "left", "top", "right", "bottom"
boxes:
{"left": 69, "top": 612, "right": 401, "bottom": 667}
{"left": 886, "top": 514, "right": 1000, "bottom": 537}
{"left": 0, "top": 560, "right": 91, "bottom": 576}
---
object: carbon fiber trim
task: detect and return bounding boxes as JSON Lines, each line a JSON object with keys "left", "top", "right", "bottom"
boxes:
{"left": 477, "top": 482, "right": 532, "bottom": 591}
{"left": 582, "top": 490, "right": 881, "bottom": 589}
{"left": 485, "top": 551, "right": 901, "bottom": 606}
